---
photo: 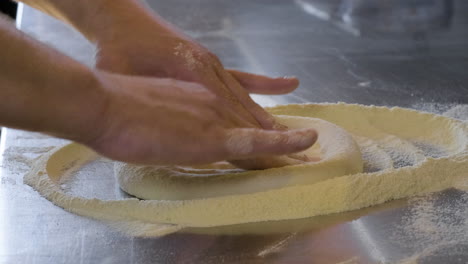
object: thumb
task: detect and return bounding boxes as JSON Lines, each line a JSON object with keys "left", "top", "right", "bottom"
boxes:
{"left": 223, "top": 128, "right": 318, "bottom": 159}
{"left": 227, "top": 70, "right": 299, "bottom": 95}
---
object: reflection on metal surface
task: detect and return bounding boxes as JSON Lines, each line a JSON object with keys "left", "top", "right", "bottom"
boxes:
{"left": 296, "top": 0, "right": 453, "bottom": 37}
{"left": 350, "top": 220, "right": 386, "bottom": 263}
{"left": 257, "top": 232, "right": 297, "bottom": 257}
{"left": 15, "top": 3, "right": 23, "bottom": 29}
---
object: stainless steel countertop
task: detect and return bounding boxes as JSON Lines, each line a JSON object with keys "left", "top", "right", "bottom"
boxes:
{"left": 1, "top": 1, "right": 468, "bottom": 263}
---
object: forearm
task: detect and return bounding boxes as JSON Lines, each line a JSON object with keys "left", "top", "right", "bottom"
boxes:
{"left": 0, "top": 17, "right": 106, "bottom": 141}
{"left": 16, "top": 0, "right": 178, "bottom": 44}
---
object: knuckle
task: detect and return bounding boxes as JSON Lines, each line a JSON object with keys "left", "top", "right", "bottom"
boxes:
{"left": 210, "top": 54, "right": 224, "bottom": 67}
{"left": 199, "top": 51, "right": 223, "bottom": 67}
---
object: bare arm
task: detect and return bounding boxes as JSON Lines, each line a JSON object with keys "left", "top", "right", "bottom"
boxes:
{"left": 0, "top": 16, "right": 105, "bottom": 141}
{"left": 17, "top": 0, "right": 176, "bottom": 43}
{"left": 16, "top": 0, "right": 301, "bottom": 129}
{"left": 10, "top": 0, "right": 320, "bottom": 169}
{"left": 0, "top": 16, "right": 316, "bottom": 166}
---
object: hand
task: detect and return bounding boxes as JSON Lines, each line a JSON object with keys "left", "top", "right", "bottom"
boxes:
{"left": 94, "top": 19, "right": 313, "bottom": 169}
{"left": 85, "top": 71, "right": 317, "bottom": 166}
{"left": 14, "top": 0, "right": 314, "bottom": 169}
{"left": 95, "top": 26, "right": 298, "bottom": 130}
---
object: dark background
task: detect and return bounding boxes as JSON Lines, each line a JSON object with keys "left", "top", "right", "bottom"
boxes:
{"left": 0, "top": 0, "right": 17, "bottom": 19}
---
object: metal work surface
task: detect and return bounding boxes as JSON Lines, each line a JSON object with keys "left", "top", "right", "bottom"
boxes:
{"left": 1, "top": 0, "right": 468, "bottom": 263}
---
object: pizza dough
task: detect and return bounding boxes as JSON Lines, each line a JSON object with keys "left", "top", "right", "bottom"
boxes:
{"left": 24, "top": 103, "right": 468, "bottom": 236}
{"left": 115, "top": 116, "right": 363, "bottom": 200}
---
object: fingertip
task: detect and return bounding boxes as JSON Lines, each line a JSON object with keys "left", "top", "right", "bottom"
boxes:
{"left": 286, "top": 128, "right": 318, "bottom": 150}
{"left": 270, "top": 76, "right": 299, "bottom": 93}
{"left": 256, "top": 128, "right": 317, "bottom": 155}
{"left": 277, "top": 76, "right": 299, "bottom": 86}
{"left": 227, "top": 70, "right": 300, "bottom": 95}
{"left": 224, "top": 128, "right": 318, "bottom": 159}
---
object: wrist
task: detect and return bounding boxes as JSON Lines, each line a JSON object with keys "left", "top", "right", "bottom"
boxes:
{"left": 0, "top": 16, "right": 109, "bottom": 143}
{"left": 43, "top": 68, "right": 110, "bottom": 144}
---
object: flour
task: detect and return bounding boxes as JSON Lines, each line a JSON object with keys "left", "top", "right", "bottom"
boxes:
{"left": 24, "top": 103, "right": 468, "bottom": 237}
{"left": 173, "top": 42, "right": 202, "bottom": 70}
{"left": 390, "top": 190, "right": 468, "bottom": 263}
{"left": 443, "top": 104, "right": 468, "bottom": 121}
{"left": 397, "top": 242, "right": 468, "bottom": 264}
{"left": 115, "top": 116, "right": 362, "bottom": 200}
{"left": 2, "top": 146, "right": 54, "bottom": 173}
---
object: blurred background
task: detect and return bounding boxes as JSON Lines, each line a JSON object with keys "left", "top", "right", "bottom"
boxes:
{"left": 0, "top": 0, "right": 17, "bottom": 19}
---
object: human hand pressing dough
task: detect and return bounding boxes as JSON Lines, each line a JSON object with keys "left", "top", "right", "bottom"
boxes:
{"left": 94, "top": 19, "right": 312, "bottom": 169}
{"left": 86, "top": 72, "right": 318, "bottom": 166}
{"left": 95, "top": 26, "right": 298, "bottom": 129}
{"left": 13, "top": 0, "right": 316, "bottom": 168}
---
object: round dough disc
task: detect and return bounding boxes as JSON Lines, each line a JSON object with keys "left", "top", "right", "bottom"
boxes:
{"left": 115, "top": 116, "right": 363, "bottom": 200}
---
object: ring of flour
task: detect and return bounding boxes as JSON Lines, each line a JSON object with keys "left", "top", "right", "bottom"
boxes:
{"left": 114, "top": 116, "right": 363, "bottom": 200}
{"left": 24, "top": 103, "right": 468, "bottom": 234}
